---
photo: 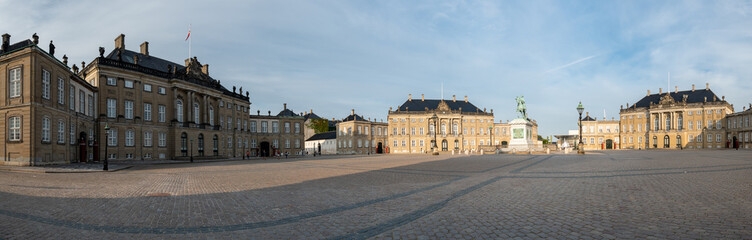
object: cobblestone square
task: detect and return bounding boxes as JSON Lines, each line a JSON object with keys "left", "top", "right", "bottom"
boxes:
{"left": 1, "top": 151, "right": 751, "bottom": 239}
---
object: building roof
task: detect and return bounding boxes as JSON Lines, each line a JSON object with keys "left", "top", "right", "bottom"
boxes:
{"left": 582, "top": 115, "right": 597, "bottom": 121}
{"left": 306, "top": 131, "right": 336, "bottom": 141}
{"left": 342, "top": 113, "right": 366, "bottom": 122}
{"left": 304, "top": 112, "right": 323, "bottom": 121}
{"left": 0, "top": 39, "right": 33, "bottom": 56}
{"left": 630, "top": 89, "right": 721, "bottom": 108}
{"left": 277, "top": 108, "right": 299, "bottom": 117}
{"left": 397, "top": 99, "right": 482, "bottom": 113}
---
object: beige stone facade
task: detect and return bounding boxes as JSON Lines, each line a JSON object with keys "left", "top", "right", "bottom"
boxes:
{"left": 82, "top": 34, "right": 253, "bottom": 161}
{"left": 579, "top": 113, "right": 620, "bottom": 150}
{"left": 387, "top": 95, "right": 497, "bottom": 154}
{"left": 336, "top": 110, "right": 388, "bottom": 154}
{"left": 619, "top": 85, "right": 733, "bottom": 149}
{"left": 726, "top": 106, "right": 752, "bottom": 149}
{"left": 248, "top": 104, "right": 305, "bottom": 157}
{"left": 1, "top": 34, "right": 97, "bottom": 166}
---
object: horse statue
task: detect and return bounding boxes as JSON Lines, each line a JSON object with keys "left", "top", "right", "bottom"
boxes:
{"left": 515, "top": 95, "right": 527, "bottom": 119}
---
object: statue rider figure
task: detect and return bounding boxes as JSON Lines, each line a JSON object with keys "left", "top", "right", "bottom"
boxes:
{"left": 515, "top": 95, "right": 527, "bottom": 120}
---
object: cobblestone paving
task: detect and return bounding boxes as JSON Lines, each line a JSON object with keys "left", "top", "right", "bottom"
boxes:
{"left": 0, "top": 150, "right": 751, "bottom": 239}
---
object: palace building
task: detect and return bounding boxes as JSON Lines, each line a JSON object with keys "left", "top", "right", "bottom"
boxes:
{"left": 579, "top": 113, "right": 620, "bottom": 150}
{"left": 1, "top": 33, "right": 97, "bottom": 166}
{"left": 387, "top": 94, "right": 499, "bottom": 153}
{"left": 619, "top": 84, "right": 733, "bottom": 149}
{"left": 336, "top": 110, "right": 388, "bottom": 154}
{"left": 725, "top": 105, "right": 752, "bottom": 149}
{"left": 248, "top": 104, "right": 305, "bottom": 157}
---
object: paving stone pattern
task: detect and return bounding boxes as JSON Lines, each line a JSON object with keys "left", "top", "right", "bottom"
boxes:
{"left": 0, "top": 150, "right": 750, "bottom": 239}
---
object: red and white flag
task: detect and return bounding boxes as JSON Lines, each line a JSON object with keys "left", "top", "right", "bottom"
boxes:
{"left": 185, "top": 25, "right": 191, "bottom": 41}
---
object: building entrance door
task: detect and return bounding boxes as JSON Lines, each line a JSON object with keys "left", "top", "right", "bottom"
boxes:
{"left": 605, "top": 139, "right": 613, "bottom": 149}
{"left": 377, "top": 142, "right": 383, "bottom": 153}
{"left": 79, "top": 132, "right": 87, "bottom": 163}
{"left": 259, "top": 141, "right": 271, "bottom": 157}
{"left": 441, "top": 139, "right": 448, "bottom": 151}
{"left": 663, "top": 135, "right": 670, "bottom": 148}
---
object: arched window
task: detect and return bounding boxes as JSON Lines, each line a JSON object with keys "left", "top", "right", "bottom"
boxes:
{"left": 213, "top": 135, "right": 219, "bottom": 156}
{"left": 654, "top": 117, "right": 659, "bottom": 130}
{"left": 198, "top": 134, "right": 204, "bottom": 156}
{"left": 209, "top": 106, "right": 214, "bottom": 126}
{"left": 176, "top": 100, "right": 183, "bottom": 122}
{"left": 452, "top": 123, "right": 458, "bottom": 135}
{"left": 652, "top": 136, "right": 657, "bottom": 148}
{"left": 663, "top": 135, "right": 670, "bottom": 148}
{"left": 454, "top": 140, "right": 459, "bottom": 150}
{"left": 441, "top": 123, "right": 446, "bottom": 136}
{"left": 676, "top": 135, "right": 682, "bottom": 147}
{"left": 181, "top": 132, "right": 187, "bottom": 156}
{"left": 665, "top": 116, "right": 671, "bottom": 130}
{"left": 194, "top": 103, "right": 200, "bottom": 124}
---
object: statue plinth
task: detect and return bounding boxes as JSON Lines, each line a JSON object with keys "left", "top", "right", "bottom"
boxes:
{"left": 508, "top": 118, "right": 534, "bottom": 151}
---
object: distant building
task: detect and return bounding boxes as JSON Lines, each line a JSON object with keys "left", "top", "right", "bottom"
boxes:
{"left": 580, "top": 113, "right": 620, "bottom": 150}
{"left": 619, "top": 85, "right": 732, "bottom": 149}
{"left": 305, "top": 131, "right": 336, "bottom": 155}
{"left": 249, "top": 104, "right": 305, "bottom": 156}
{"left": 302, "top": 109, "right": 326, "bottom": 140}
{"left": 1, "top": 33, "right": 97, "bottom": 165}
{"left": 336, "top": 109, "right": 388, "bottom": 154}
{"left": 726, "top": 105, "right": 752, "bottom": 149}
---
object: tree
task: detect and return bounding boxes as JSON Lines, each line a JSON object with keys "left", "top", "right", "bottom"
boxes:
{"left": 307, "top": 119, "right": 330, "bottom": 134}
{"left": 538, "top": 135, "right": 550, "bottom": 144}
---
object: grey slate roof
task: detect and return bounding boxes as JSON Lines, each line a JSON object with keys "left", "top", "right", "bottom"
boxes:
{"left": 630, "top": 89, "right": 721, "bottom": 108}
{"left": 397, "top": 99, "right": 482, "bottom": 113}
{"left": 306, "top": 131, "right": 336, "bottom": 141}
{"left": 342, "top": 114, "right": 366, "bottom": 122}
{"left": 582, "top": 115, "right": 597, "bottom": 121}
{"left": 106, "top": 49, "right": 183, "bottom": 74}
{"left": 277, "top": 108, "right": 299, "bottom": 117}
{"left": 304, "top": 112, "right": 323, "bottom": 121}
{"left": 0, "top": 40, "right": 33, "bottom": 56}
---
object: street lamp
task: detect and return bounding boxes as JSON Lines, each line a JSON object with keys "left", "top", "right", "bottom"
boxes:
{"left": 489, "top": 126, "right": 493, "bottom": 146}
{"left": 576, "top": 102, "right": 585, "bottom": 154}
{"left": 431, "top": 113, "right": 438, "bottom": 153}
{"left": 190, "top": 138, "right": 194, "bottom": 162}
{"left": 103, "top": 123, "right": 109, "bottom": 171}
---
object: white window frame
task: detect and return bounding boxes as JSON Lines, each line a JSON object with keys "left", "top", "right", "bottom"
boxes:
{"left": 107, "top": 77, "right": 117, "bottom": 86}
{"left": 57, "top": 120, "right": 65, "bottom": 143}
{"left": 58, "top": 77, "right": 65, "bottom": 104}
{"left": 9, "top": 68, "right": 22, "bottom": 98}
{"left": 143, "top": 84, "right": 152, "bottom": 92}
{"left": 124, "top": 80, "right": 134, "bottom": 88}
{"left": 125, "top": 130, "right": 135, "bottom": 146}
{"left": 125, "top": 100, "right": 134, "bottom": 119}
{"left": 9, "top": 116, "right": 21, "bottom": 141}
{"left": 144, "top": 103, "right": 152, "bottom": 121}
{"left": 42, "top": 117, "right": 50, "bottom": 142}
{"left": 158, "top": 87, "right": 166, "bottom": 95}
{"left": 42, "top": 69, "right": 50, "bottom": 99}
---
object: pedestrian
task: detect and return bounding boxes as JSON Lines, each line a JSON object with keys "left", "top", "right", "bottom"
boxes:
{"left": 285, "top": 152, "right": 289, "bottom": 158}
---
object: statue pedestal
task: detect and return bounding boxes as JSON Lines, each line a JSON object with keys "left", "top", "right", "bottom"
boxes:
{"left": 508, "top": 119, "right": 534, "bottom": 151}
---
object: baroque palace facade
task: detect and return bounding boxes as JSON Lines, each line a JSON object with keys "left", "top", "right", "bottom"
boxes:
{"left": 1, "top": 33, "right": 304, "bottom": 165}
{"left": 335, "top": 109, "right": 388, "bottom": 154}
{"left": 619, "top": 85, "right": 733, "bottom": 149}
{"left": 386, "top": 94, "right": 525, "bottom": 154}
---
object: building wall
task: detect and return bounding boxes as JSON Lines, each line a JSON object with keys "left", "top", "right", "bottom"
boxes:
{"left": 726, "top": 108, "right": 752, "bottom": 149}
{"left": 248, "top": 114, "right": 305, "bottom": 156}
{"left": 387, "top": 110, "right": 495, "bottom": 154}
{"left": 336, "top": 120, "right": 387, "bottom": 154}
{"left": 580, "top": 119, "right": 620, "bottom": 150}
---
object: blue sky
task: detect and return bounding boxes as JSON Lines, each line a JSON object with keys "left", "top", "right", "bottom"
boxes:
{"left": 3, "top": 0, "right": 752, "bottom": 138}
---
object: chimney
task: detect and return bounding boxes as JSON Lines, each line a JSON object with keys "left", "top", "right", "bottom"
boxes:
{"left": 464, "top": 96, "right": 468, "bottom": 102}
{"left": 692, "top": 84, "right": 695, "bottom": 92}
{"left": 722, "top": 96, "right": 725, "bottom": 101}
{"left": 621, "top": 105, "right": 623, "bottom": 110}
{"left": 490, "top": 109, "right": 493, "bottom": 113}
{"left": 389, "top": 107, "right": 392, "bottom": 111}
{"left": 115, "top": 34, "right": 125, "bottom": 49}
{"left": 706, "top": 83, "right": 709, "bottom": 90}
{"left": 647, "top": 89, "right": 650, "bottom": 96}
{"left": 1, "top": 33, "right": 9, "bottom": 52}
{"left": 704, "top": 97, "right": 707, "bottom": 102}
{"left": 586, "top": 112, "right": 589, "bottom": 117}
{"left": 659, "top": 88, "right": 662, "bottom": 94}
{"left": 332, "top": 118, "right": 335, "bottom": 121}
{"left": 351, "top": 109, "right": 355, "bottom": 115}
{"left": 675, "top": 86, "right": 678, "bottom": 93}
{"left": 202, "top": 64, "right": 209, "bottom": 75}
{"left": 32, "top": 33, "right": 38, "bottom": 45}
{"left": 408, "top": 94, "right": 412, "bottom": 101}
{"left": 133, "top": 55, "right": 138, "bottom": 64}
{"left": 713, "top": 96, "right": 717, "bottom": 101}
{"left": 452, "top": 95, "right": 456, "bottom": 102}
{"left": 310, "top": 109, "right": 313, "bottom": 114}
{"left": 421, "top": 94, "right": 424, "bottom": 101}
{"left": 283, "top": 103, "right": 287, "bottom": 110}
{"left": 140, "top": 41, "right": 149, "bottom": 56}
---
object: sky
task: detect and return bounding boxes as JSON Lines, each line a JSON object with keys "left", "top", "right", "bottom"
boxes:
{"left": 3, "top": 0, "right": 752, "bottom": 138}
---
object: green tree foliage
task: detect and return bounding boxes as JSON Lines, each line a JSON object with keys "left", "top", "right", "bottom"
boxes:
{"left": 538, "top": 135, "right": 550, "bottom": 144}
{"left": 307, "top": 119, "right": 330, "bottom": 134}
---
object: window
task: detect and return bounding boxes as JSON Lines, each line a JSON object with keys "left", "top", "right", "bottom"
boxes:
{"left": 193, "top": 103, "right": 200, "bottom": 123}
{"left": 158, "top": 132, "right": 166, "bottom": 147}
{"left": 285, "top": 139, "right": 291, "bottom": 148}
{"left": 42, "top": 70, "right": 50, "bottom": 99}
{"left": 590, "top": 138, "right": 594, "bottom": 144}
{"left": 707, "top": 134, "right": 712, "bottom": 143}
{"left": 144, "top": 103, "right": 152, "bottom": 121}
{"left": 250, "top": 121, "right": 257, "bottom": 132}
{"left": 393, "top": 140, "right": 398, "bottom": 147}
{"left": 697, "top": 120, "right": 701, "bottom": 130}
{"left": 420, "top": 128, "right": 424, "bottom": 135}
{"left": 125, "top": 100, "right": 134, "bottom": 119}
{"left": 176, "top": 100, "right": 183, "bottom": 122}
{"left": 688, "top": 121, "right": 693, "bottom": 130}
{"left": 143, "top": 131, "right": 152, "bottom": 147}
{"left": 689, "top": 135, "right": 694, "bottom": 143}
{"left": 143, "top": 84, "right": 152, "bottom": 92}
{"left": 716, "top": 134, "right": 721, "bottom": 143}
{"left": 58, "top": 78, "right": 65, "bottom": 104}
{"left": 8, "top": 117, "right": 21, "bottom": 141}
{"left": 401, "top": 140, "right": 406, "bottom": 147}
{"left": 158, "top": 105, "right": 166, "bottom": 122}
{"left": 260, "top": 122, "right": 267, "bottom": 133}
{"left": 243, "top": 120, "right": 247, "bottom": 131}
{"left": 697, "top": 134, "right": 702, "bottom": 142}
{"left": 654, "top": 118, "right": 660, "bottom": 130}
{"left": 665, "top": 116, "right": 671, "bottom": 130}
{"left": 198, "top": 134, "right": 204, "bottom": 156}
{"left": 284, "top": 122, "right": 290, "bottom": 133}
{"left": 420, "top": 140, "right": 424, "bottom": 147}
{"left": 716, "top": 120, "right": 722, "bottom": 129}
{"left": 88, "top": 95, "right": 94, "bottom": 116}
{"left": 294, "top": 122, "right": 300, "bottom": 134}
{"left": 272, "top": 122, "right": 279, "bottom": 133}
{"left": 237, "top": 118, "right": 241, "bottom": 130}
{"left": 295, "top": 139, "right": 300, "bottom": 148}
{"left": 107, "top": 77, "right": 117, "bottom": 86}
{"left": 219, "top": 100, "right": 224, "bottom": 107}
{"left": 401, "top": 128, "right": 406, "bottom": 135}
{"left": 273, "top": 139, "right": 279, "bottom": 148}
{"left": 227, "top": 137, "right": 232, "bottom": 149}
{"left": 181, "top": 133, "right": 188, "bottom": 156}
{"left": 229, "top": 118, "right": 234, "bottom": 130}
{"left": 158, "top": 87, "right": 166, "bottom": 95}
{"left": 9, "top": 68, "right": 21, "bottom": 97}
{"left": 209, "top": 107, "right": 214, "bottom": 126}
{"left": 69, "top": 86, "right": 75, "bottom": 110}
{"left": 124, "top": 80, "right": 134, "bottom": 88}
{"left": 42, "top": 117, "right": 50, "bottom": 142}
{"left": 57, "top": 120, "right": 65, "bottom": 143}
{"left": 70, "top": 124, "right": 75, "bottom": 144}
{"left": 393, "top": 128, "right": 398, "bottom": 135}
{"left": 708, "top": 120, "right": 713, "bottom": 129}
{"left": 214, "top": 135, "right": 220, "bottom": 155}
{"left": 125, "top": 130, "right": 134, "bottom": 146}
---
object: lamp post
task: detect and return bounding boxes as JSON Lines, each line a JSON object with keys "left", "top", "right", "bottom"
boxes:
{"left": 577, "top": 102, "right": 585, "bottom": 154}
{"left": 103, "top": 123, "right": 109, "bottom": 171}
{"left": 489, "top": 126, "right": 493, "bottom": 146}
{"left": 190, "top": 138, "right": 194, "bottom": 162}
{"left": 431, "top": 113, "right": 438, "bottom": 152}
